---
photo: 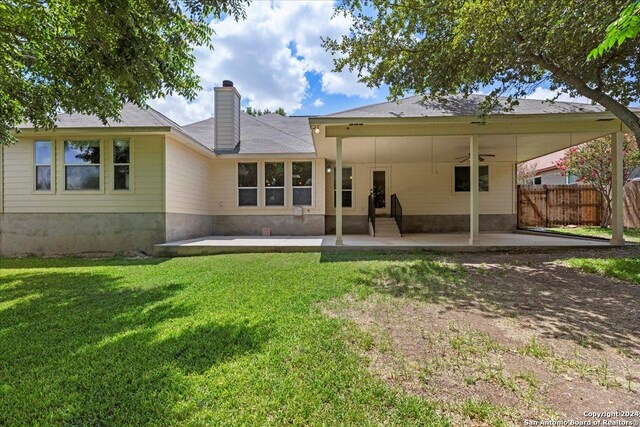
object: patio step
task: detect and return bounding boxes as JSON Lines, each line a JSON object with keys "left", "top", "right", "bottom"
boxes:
{"left": 374, "top": 217, "right": 401, "bottom": 237}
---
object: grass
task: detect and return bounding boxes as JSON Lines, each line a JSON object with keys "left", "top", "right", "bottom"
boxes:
{"left": 562, "top": 257, "right": 640, "bottom": 284}
{"left": 0, "top": 253, "right": 454, "bottom": 426}
{"left": 545, "top": 226, "right": 640, "bottom": 243}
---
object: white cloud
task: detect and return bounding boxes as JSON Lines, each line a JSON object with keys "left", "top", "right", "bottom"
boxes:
{"left": 524, "top": 87, "right": 591, "bottom": 104}
{"left": 313, "top": 98, "right": 324, "bottom": 108}
{"left": 150, "top": 1, "right": 376, "bottom": 124}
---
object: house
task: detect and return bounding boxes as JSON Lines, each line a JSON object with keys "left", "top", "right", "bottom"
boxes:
{"left": 519, "top": 150, "right": 580, "bottom": 185}
{"left": 0, "top": 80, "right": 632, "bottom": 256}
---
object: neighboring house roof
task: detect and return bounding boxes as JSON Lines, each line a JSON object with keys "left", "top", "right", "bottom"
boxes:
{"left": 325, "top": 94, "right": 608, "bottom": 119}
{"left": 182, "top": 113, "right": 315, "bottom": 155}
{"left": 523, "top": 150, "right": 566, "bottom": 173}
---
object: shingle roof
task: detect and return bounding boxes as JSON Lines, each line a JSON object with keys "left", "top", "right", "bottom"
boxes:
{"left": 21, "top": 103, "right": 181, "bottom": 129}
{"left": 325, "top": 94, "right": 608, "bottom": 119}
{"left": 182, "top": 113, "right": 314, "bottom": 155}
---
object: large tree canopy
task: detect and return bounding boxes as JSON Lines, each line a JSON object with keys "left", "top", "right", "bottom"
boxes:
{"left": 0, "top": 0, "right": 248, "bottom": 145}
{"left": 590, "top": 1, "right": 640, "bottom": 59}
{"left": 324, "top": 0, "right": 640, "bottom": 145}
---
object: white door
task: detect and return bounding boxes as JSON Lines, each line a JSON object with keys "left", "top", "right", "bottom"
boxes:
{"left": 370, "top": 167, "right": 390, "bottom": 216}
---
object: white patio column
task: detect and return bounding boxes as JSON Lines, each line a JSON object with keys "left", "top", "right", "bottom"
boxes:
{"left": 611, "top": 131, "right": 624, "bottom": 245}
{"left": 336, "top": 136, "right": 343, "bottom": 245}
{"left": 469, "top": 135, "right": 480, "bottom": 245}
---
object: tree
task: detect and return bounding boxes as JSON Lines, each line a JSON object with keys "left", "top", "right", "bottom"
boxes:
{"left": 590, "top": 1, "right": 640, "bottom": 59}
{"left": 243, "top": 106, "right": 287, "bottom": 116}
{"left": 324, "top": 1, "right": 640, "bottom": 146}
{"left": 0, "top": 0, "right": 249, "bottom": 145}
{"left": 517, "top": 161, "right": 538, "bottom": 185}
{"left": 555, "top": 135, "right": 640, "bottom": 227}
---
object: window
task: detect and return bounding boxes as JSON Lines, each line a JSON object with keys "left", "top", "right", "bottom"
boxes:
{"left": 34, "top": 141, "right": 52, "bottom": 191}
{"left": 238, "top": 162, "right": 258, "bottom": 206}
{"left": 533, "top": 176, "right": 542, "bottom": 185}
{"left": 292, "top": 161, "right": 313, "bottom": 206}
{"left": 333, "top": 166, "right": 353, "bottom": 208}
{"left": 113, "top": 139, "right": 130, "bottom": 190}
{"left": 566, "top": 173, "right": 579, "bottom": 184}
{"left": 264, "top": 162, "right": 285, "bottom": 206}
{"left": 64, "top": 140, "right": 100, "bottom": 190}
{"left": 454, "top": 165, "right": 489, "bottom": 192}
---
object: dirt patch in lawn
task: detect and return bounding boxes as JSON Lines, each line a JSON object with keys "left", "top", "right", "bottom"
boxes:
{"left": 324, "top": 248, "right": 640, "bottom": 425}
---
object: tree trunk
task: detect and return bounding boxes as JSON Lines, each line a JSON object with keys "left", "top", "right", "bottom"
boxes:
{"left": 601, "top": 195, "right": 612, "bottom": 228}
{"left": 525, "top": 54, "right": 640, "bottom": 150}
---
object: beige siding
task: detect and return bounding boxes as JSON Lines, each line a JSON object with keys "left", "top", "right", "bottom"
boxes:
{"left": 165, "top": 137, "right": 211, "bottom": 215}
{"left": 3, "top": 135, "right": 164, "bottom": 213}
{"left": 325, "top": 162, "right": 515, "bottom": 216}
{"left": 210, "top": 158, "right": 325, "bottom": 215}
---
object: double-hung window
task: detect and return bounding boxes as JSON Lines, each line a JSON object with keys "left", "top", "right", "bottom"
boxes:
{"left": 34, "top": 141, "right": 52, "bottom": 191}
{"left": 454, "top": 165, "right": 489, "bottom": 192}
{"left": 292, "top": 161, "right": 313, "bottom": 206}
{"left": 64, "top": 140, "right": 101, "bottom": 191}
{"left": 113, "top": 139, "right": 131, "bottom": 190}
{"left": 333, "top": 166, "right": 353, "bottom": 208}
{"left": 264, "top": 162, "right": 285, "bottom": 206}
{"left": 238, "top": 162, "right": 258, "bottom": 206}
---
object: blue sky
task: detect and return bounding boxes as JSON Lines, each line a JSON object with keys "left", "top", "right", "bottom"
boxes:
{"left": 149, "top": 1, "right": 596, "bottom": 124}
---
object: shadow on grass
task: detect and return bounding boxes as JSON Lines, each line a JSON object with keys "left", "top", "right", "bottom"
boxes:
{"left": 0, "top": 256, "right": 169, "bottom": 269}
{"left": 0, "top": 270, "right": 269, "bottom": 425}
{"left": 354, "top": 256, "right": 640, "bottom": 357}
{"left": 319, "top": 251, "right": 441, "bottom": 263}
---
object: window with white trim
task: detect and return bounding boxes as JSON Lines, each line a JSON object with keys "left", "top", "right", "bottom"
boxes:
{"left": 454, "top": 165, "right": 489, "bottom": 192}
{"left": 264, "top": 162, "right": 285, "bottom": 206}
{"left": 238, "top": 162, "right": 258, "bottom": 206}
{"left": 333, "top": 166, "right": 353, "bottom": 208}
{"left": 113, "top": 139, "right": 131, "bottom": 190}
{"left": 34, "top": 140, "right": 52, "bottom": 191}
{"left": 64, "top": 140, "right": 101, "bottom": 190}
{"left": 292, "top": 161, "right": 312, "bottom": 206}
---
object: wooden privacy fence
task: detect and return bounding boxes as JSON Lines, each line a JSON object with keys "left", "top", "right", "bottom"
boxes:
{"left": 624, "top": 181, "right": 640, "bottom": 228}
{"left": 517, "top": 185, "right": 603, "bottom": 228}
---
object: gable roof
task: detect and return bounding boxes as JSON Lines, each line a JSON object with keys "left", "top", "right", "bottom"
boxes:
{"left": 21, "top": 103, "right": 181, "bottom": 129}
{"left": 19, "top": 103, "right": 315, "bottom": 156}
{"left": 325, "top": 94, "right": 608, "bottom": 119}
{"left": 182, "top": 113, "right": 314, "bottom": 155}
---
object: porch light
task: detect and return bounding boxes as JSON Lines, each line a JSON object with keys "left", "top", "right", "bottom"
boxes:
{"left": 326, "top": 166, "right": 332, "bottom": 173}
{"left": 312, "top": 125, "right": 320, "bottom": 134}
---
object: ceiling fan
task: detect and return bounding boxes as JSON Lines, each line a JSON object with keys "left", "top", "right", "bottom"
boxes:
{"left": 456, "top": 153, "right": 496, "bottom": 163}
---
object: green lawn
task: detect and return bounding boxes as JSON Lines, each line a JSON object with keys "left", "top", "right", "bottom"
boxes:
{"left": 563, "top": 257, "right": 640, "bottom": 284}
{"left": 0, "top": 254, "right": 453, "bottom": 426}
{"left": 545, "top": 226, "right": 640, "bottom": 243}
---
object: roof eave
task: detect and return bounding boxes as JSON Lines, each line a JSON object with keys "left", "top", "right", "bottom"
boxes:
{"left": 15, "top": 126, "right": 172, "bottom": 136}
{"left": 309, "top": 111, "right": 625, "bottom": 126}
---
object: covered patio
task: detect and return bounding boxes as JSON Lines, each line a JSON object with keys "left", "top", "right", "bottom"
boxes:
{"left": 310, "top": 96, "right": 628, "bottom": 246}
{"left": 154, "top": 232, "right": 612, "bottom": 256}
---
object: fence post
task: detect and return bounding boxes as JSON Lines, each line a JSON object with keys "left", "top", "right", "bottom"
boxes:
{"left": 516, "top": 185, "right": 521, "bottom": 229}
{"left": 544, "top": 185, "right": 549, "bottom": 228}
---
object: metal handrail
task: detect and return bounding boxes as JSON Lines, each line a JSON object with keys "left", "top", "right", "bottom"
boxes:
{"left": 368, "top": 193, "right": 375, "bottom": 236}
{"left": 391, "top": 193, "right": 403, "bottom": 235}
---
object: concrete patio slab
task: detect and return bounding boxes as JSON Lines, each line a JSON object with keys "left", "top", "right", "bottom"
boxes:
{"left": 154, "top": 232, "right": 614, "bottom": 257}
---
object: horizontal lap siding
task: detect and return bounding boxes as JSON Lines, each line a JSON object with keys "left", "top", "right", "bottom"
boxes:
{"left": 3, "top": 135, "right": 164, "bottom": 213}
{"left": 210, "top": 158, "right": 325, "bottom": 215}
{"left": 325, "top": 162, "right": 515, "bottom": 216}
{"left": 165, "top": 137, "right": 211, "bottom": 215}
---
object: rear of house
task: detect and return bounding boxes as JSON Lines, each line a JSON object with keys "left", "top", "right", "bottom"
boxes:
{"left": 0, "top": 81, "right": 632, "bottom": 255}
